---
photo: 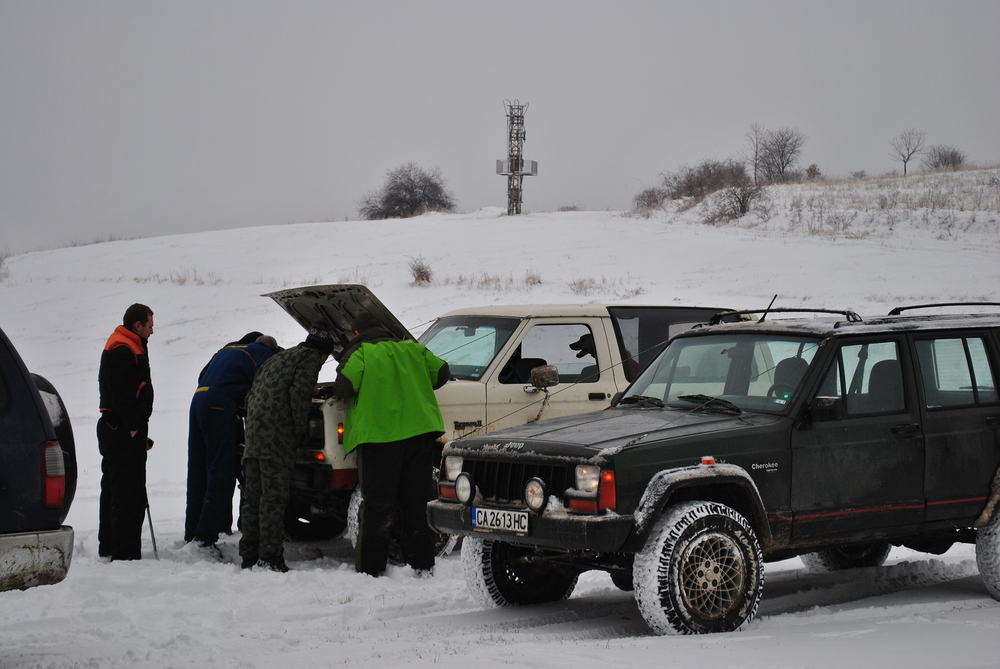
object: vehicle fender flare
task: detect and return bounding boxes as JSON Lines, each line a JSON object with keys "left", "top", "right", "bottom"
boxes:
{"left": 628, "top": 463, "right": 771, "bottom": 550}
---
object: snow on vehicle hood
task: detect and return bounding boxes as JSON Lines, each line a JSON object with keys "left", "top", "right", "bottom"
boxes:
{"left": 446, "top": 407, "right": 777, "bottom": 458}
{"left": 264, "top": 284, "right": 413, "bottom": 362}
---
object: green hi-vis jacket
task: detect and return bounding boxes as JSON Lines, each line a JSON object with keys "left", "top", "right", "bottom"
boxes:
{"left": 334, "top": 326, "right": 450, "bottom": 454}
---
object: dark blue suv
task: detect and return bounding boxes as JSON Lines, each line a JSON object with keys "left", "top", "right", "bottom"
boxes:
{"left": 0, "top": 325, "right": 76, "bottom": 591}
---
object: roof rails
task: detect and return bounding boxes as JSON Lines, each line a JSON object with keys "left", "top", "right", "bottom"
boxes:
{"left": 888, "top": 302, "right": 1000, "bottom": 316}
{"left": 708, "top": 308, "right": 863, "bottom": 326}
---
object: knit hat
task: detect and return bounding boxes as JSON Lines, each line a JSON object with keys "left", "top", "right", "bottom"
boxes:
{"left": 304, "top": 320, "right": 335, "bottom": 355}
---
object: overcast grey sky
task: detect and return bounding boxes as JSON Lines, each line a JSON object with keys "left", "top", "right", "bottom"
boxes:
{"left": 2, "top": 0, "right": 998, "bottom": 253}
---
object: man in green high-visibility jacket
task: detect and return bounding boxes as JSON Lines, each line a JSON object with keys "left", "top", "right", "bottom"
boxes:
{"left": 333, "top": 312, "right": 450, "bottom": 577}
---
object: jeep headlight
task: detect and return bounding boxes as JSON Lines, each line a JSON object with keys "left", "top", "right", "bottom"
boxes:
{"left": 443, "top": 456, "right": 464, "bottom": 481}
{"left": 575, "top": 464, "right": 600, "bottom": 493}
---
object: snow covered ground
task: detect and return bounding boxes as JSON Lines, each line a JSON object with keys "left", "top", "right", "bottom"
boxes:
{"left": 2, "top": 171, "right": 1000, "bottom": 667}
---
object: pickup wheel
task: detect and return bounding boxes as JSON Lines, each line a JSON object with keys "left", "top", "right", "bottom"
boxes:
{"left": 634, "top": 501, "right": 763, "bottom": 635}
{"left": 800, "top": 542, "right": 891, "bottom": 572}
{"left": 461, "top": 537, "right": 578, "bottom": 607}
{"left": 348, "top": 487, "right": 457, "bottom": 565}
{"left": 283, "top": 497, "right": 348, "bottom": 541}
{"left": 976, "top": 513, "right": 1000, "bottom": 600}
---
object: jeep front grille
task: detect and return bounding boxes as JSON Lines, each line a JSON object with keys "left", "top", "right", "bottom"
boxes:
{"left": 464, "top": 459, "right": 570, "bottom": 506}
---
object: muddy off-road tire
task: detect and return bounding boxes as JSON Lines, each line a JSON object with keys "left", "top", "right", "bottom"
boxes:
{"left": 976, "top": 513, "right": 1000, "bottom": 600}
{"left": 800, "top": 542, "right": 892, "bottom": 572}
{"left": 633, "top": 501, "right": 763, "bottom": 635}
{"left": 462, "top": 537, "right": 579, "bottom": 607}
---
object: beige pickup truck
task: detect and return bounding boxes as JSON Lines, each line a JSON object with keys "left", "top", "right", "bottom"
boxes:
{"left": 265, "top": 284, "right": 727, "bottom": 540}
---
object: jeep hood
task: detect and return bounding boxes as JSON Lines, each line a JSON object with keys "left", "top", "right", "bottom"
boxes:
{"left": 264, "top": 284, "right": 413, "bottom": 361}
{"left": 447, "top": 408, "right": 780, "bottom": 458}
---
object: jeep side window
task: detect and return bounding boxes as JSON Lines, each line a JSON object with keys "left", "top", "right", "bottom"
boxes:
{"left": 819, "top": 341, "right": 905, "bottom": 415}
{"left": 499, "top": 324, "right": 598, "bottom": 384}
{"left": 915, "top": 337, "right": 999, "bottom": 407}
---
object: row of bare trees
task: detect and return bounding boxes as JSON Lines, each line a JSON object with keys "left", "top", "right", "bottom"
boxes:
{"left": 888, "top": 128, "right": 966, "bottom": 175}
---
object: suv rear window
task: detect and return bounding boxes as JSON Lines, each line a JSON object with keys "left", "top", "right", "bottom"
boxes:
{"left": 916, "top": 336, "right": 999, "bottom": 407}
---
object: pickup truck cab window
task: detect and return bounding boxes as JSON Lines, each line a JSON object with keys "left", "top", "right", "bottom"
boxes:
{"left": 498, "top": 323, "right": 598, "bottom": 384}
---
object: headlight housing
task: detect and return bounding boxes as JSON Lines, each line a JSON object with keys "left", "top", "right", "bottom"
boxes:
{"left": 443, "top": 456, "right": 464, "bottom": 481}
{"left": 575, "top": 464, "right": 600, "bottom": 493}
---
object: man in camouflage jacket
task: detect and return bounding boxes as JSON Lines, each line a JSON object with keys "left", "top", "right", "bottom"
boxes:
{"left": 238, "top": 321, "right": 334, "bottom": 571}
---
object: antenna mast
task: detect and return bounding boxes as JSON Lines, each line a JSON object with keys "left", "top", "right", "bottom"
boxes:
{"left": 497, "top": 100, "right": 537, "bottom": 215}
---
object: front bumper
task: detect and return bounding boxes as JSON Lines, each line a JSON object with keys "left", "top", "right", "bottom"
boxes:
{"left": 0, "top": 526, "right": 74, "bottom": 592}
{"left": 427, "top": 500, "right": 634, "bottom": 552}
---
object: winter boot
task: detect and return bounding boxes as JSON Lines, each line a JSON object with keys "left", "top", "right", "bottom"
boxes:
{"left": 255, "top": 555, "right": 290, "bottom": 573}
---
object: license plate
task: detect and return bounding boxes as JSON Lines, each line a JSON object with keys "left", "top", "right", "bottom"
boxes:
{"left": 471, "top": 507, "right": 529, "bottom": 534}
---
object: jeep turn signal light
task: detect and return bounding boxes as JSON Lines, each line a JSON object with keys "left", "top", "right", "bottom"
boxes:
{"left": 701, "top": 455, "right": 716, "bottom": 466}
{"left": 598, "top": 470, "right": 617, "bottom": 511}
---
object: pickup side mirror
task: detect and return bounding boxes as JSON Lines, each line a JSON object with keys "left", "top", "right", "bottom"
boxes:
{"left": 809, "top": 396, "right": 845, "bottom": 422}
{"left": 530, "top": 365, "right": 559, "bottom": 390}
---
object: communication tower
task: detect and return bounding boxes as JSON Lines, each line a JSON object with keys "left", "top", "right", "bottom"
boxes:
{"left": 496, "top": 100, "right": 537, "bottom": 215}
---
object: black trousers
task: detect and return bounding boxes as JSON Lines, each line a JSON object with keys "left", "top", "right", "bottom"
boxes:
{"left": 355, "top": 433, "right": 437, "bottom": 576}
{"left": 97, "top": 413, "right": 148, "bottom": 560}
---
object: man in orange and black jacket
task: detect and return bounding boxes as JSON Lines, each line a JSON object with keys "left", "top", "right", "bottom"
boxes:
{"left": 97, "top": 303, "right": 155, "bottom": 561}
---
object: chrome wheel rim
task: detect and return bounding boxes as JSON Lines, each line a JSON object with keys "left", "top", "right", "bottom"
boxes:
{"left": 679, "top": 531, "right": 745, "bottom": 620}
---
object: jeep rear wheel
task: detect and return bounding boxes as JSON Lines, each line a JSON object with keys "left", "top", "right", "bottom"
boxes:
{"left": 634, "top": 501, "right": 763, "bottom": 635}
{"left": 461, "top": 537, "right": 578, "bottom": 607}
{"left": 800, "top": 542, "right": 891, "bottom": 572}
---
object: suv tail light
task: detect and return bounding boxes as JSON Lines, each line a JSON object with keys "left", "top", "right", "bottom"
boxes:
{"left": 42, "top": 441, "right": 66, "bottom": 508}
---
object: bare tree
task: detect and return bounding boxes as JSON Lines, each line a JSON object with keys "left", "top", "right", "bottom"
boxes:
{"left": 760, "top": 127, "right": 806, "bottom": 183}
{"left": 357, "top": 162, "right": 456, "bottom": 220}
{"left": 632, "top": 186, "right": 669, "bottom": 210}
{"left": 922, "top": 145, "right": 967, "bottom": 172}
{"left": 888, "top": 128, "right": 926, "bottom": 176}
{"left": 741, "top": 123, "right": 767, "bottom": 186}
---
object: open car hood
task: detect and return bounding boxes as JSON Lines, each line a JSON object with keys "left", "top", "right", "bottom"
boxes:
{"left": 264, "top": 284, "right": 413, "bottom": 361}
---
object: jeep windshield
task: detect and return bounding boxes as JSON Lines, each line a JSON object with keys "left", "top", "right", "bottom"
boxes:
{"left": 418, "top": 316, "right": 520, "bottom": 381}
{"left": 621, "top": 333, "right": 821, "bottom": 414}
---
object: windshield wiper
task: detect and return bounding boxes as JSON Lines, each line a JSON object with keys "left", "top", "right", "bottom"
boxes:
{"left": 676, "top": 394, "right": 742, "bottom": 415}
{"left": 618, "top": 395, "right": 666, "bottom": 408}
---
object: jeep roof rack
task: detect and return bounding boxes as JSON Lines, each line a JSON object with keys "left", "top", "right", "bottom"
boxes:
{"left": 887, "top": 302, "right": 1000, "bottom": 316}
{"left": 708, "top": 308, "right": 863, "bottom": 326}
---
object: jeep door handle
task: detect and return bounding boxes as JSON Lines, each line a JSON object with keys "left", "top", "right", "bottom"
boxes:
{"left": 891, "top": 423, "right": 921, "bottom": 436}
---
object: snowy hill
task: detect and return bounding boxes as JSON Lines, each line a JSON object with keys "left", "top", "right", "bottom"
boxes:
{"left": 1, "top": 169, "right": 999, "bottom": 667}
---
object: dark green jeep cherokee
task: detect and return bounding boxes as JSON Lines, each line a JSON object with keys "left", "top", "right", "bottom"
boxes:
{"left": 427, "top": 305, "right": 1000, "bottom": 635}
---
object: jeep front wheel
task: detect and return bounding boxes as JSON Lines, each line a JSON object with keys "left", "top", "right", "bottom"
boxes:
{"left": 800, "top": 542, "right": 891, "bottom": 572}
{"left": 461, "top": 537, "right": 578, "bottom": 607}
{"left": 976, "top": 512, "right": 1000, "bottom": 600}
{"left": 634, "top": 501, "right": 764, "bottom": 635}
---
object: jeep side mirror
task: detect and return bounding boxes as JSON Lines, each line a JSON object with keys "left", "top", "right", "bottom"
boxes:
{"left": 530, "top": 365, "right": 559, "bottom": 390}
{"left": 809, "top": 396, "right": 845, "bottom": 422}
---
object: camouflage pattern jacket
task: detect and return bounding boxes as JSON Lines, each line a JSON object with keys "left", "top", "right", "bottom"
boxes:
{"left": 243, "top": 344, "right": 325, "bottom": 466}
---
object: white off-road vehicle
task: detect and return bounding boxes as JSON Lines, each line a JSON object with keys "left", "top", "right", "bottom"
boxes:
{"left": 266, "top": 284, "right": 727, "bottom": 542}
